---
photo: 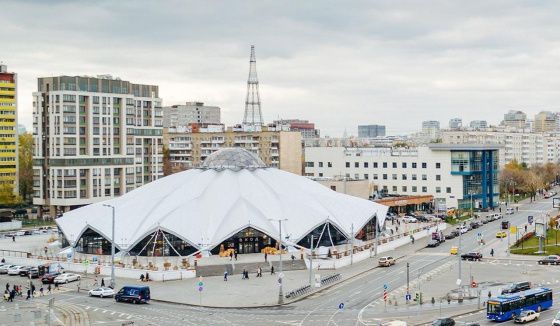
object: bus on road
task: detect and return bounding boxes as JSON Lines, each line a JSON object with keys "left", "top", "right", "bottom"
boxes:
{"left": 487, "top": 287, "right": 553, "bottom": 322}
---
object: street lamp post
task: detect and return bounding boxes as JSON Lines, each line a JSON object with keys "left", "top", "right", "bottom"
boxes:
{"left": 103, "top": 204, "right": 116, "bottom": 289}
{"left": 269, "top": 218, "right": 288, "bottom": 304}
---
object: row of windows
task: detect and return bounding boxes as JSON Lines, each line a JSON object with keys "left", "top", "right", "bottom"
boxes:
{"left": 306, "top": 161, "right": 442, "bottom": 169}
{"left": 372, "top": 185, "right": 452, "bottom": 194}
{"left": 313, "top": 172, "right": 442, "bottom": 182}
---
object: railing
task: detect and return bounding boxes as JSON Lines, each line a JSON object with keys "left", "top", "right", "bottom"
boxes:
{"left": 0, "top": 250, "right": 31, "bottom": 258}
{"left": 285, "top": 273, "right": 342, "bottom": 299}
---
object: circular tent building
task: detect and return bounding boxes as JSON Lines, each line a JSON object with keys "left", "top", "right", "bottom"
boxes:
{"left": 56, "top": 148, "right": 388, "bottom": 258}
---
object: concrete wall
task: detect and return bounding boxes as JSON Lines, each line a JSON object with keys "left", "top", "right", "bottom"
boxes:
{"left": 315, "top": 179, "right": 370, "bottom": 199}
{"left": 0, "top": 220, "right": 22, "bottom": 231}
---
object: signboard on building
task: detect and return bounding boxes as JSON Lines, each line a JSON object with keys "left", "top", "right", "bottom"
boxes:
{"left": 535, "top": 222, "right": 545, "bottom": 237}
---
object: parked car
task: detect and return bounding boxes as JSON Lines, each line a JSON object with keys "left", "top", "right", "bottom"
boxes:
{"left": 502, "top": 221, "right": 510, "bottom": 230}
{"left": 461, "top": 252, "right": 482, "bottom": 261}
{"left": 7, "top": 266, "right": 25, "bottom": 275}
{"left": 514, "top": 309, "right": 539, "bottom": 323}
{"left": 506, "top": 207, "right": 515, "bottom": 215}
{"left": 432, "top": 318, "right": 455, "bottom": 326}
{"left": 88, "top": 287, "right": 115, "bottom": 298}
{"left": 470, "top": 222, "right": 480, "bottom": 229}
{"left": 538, "top": 255, "right": 560, "bottom": 265}
{"left": 0, "top": 265, "right": 15, "bottom": 274}
{"left": 402, "top": 216, "right": 418, "bottom": 223}
{"left": 552, "top": 310, "right": 560, "bottom": 326}
{"left": 501, "top": 281, "right": 531, "bottom": 294}
{"left": 445, "top": 231, "right": 459, "bottom": 240}
{"left": 54, "top": 273, "right": 80, "bottom": 284}
{"left": 18, "top": 266, "right": 32, "bottom": 277}
{"left": 378, "top": 256, "right": 396, "bottom": 267}
{"left": 458, "top": 226, "right": 468, "bottom": 234}
{"left": 41, "top": 272, "right": 61, "bottom": 284}
{"left": 28, "top": 267, "right": 40, "bottom": 278}
{"left": 450, "top": 246, "right": 458, "bottom": 255}
{"left": 496, "top": 231, "right": 507, "bottom": 238}
{"left": 115, "top": 285, "right": 150, "bottom": 304}
{"left": 427, "top": 239, "right": 440, "bottom": 248}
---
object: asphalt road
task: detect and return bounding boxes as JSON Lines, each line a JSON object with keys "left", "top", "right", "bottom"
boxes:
{"left": 0, "top": 195, "right": 557, "bottom": 325}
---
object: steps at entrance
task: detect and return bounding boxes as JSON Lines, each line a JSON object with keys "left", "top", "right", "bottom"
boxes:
{"left": 196, "top": 261, "right": 275, "bottom": 277}
{"left": 270, "top": 259, "right": 307, "bottom": 272}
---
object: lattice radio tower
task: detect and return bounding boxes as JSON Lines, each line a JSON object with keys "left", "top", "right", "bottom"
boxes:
{"left": 243, "top": 45, "right": 264, "bottom": 128}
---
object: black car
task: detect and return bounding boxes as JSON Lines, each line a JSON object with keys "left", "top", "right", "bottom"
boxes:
{"left": 18, "top": 266, "right": 32, "bottom": 277}
{"left": 427, "top": 239, "right": 440, "bottom": 248}
{"left": 461, "top": 252, "right": 482, "bottom": 261}
{"left": 445, "top": 232, "right": 458, "bottom": 240}
{"left": 432, "top": 318, "right": 455, "bottom": 326}
{"left": 501, "top": 281, "right": 531, "bottom": 294}
{"left": 41, "top": 272, "right": 61, "bottom": 284}
{"left": 115, "top": 286, "right": 150, "bottom": 304}
{"left": 502, "top": 221, "right": 510, "bottom": 230}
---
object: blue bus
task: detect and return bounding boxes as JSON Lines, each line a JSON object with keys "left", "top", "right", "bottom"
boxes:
{"left": 487, "top": 287, "right": 553, "bottom": 322}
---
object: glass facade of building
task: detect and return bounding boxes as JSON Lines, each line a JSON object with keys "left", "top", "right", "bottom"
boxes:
{"left": 451, "top": 149, "right": 499, "bottom": 209}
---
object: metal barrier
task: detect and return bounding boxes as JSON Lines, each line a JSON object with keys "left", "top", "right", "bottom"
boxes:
{"left": 285, "top": 273, "right": 342, "bottom": 299}
{"left": 0, "top": 250, "right": 31, "bottom": 258}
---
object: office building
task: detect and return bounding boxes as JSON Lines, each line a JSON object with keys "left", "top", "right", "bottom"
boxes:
{"left": 0, "top": 64, "right": 18, "bottom": 193}
{"left": 534, "top": 111, "right": 557, "bottom": 133}
{"left": 449, "top": 118, "right": 462, "bottom": 130}
{"left": 469, "top": 120, "right": 488, "bottom": 130}
{"left": 304, "top": 144, "right": 501, "bottom": 210}
{"left": 358, "top": 125, "right": 386, "bottom": 138}
{"left": 421, "top": 120, "right": 440, "bottom": 140}
{"left": 162, "top": 102, "right": 220, "bottom": 128}
{"left": 164, "top": 124, "right": 303, "bottom": 175}
{"left": 502, "top": 110, "right": 527, "bottom": 129}
{"left": 273, "top": 119, "right": 320, "bottom": 139}
{"left": 33, "top": 75, "right": 163, "bottom": 216}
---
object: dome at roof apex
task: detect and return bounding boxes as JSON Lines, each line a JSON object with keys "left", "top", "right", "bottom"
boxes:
{"left": 201, "top": 148, "right": 267, "bottom": 170}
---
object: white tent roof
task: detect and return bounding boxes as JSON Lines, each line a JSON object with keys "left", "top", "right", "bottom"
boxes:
{"left": 56, "top": 149, "right": 388, "bottom": 252}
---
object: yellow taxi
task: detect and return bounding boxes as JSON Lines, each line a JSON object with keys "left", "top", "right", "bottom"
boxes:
{"left": 450, "top": 246, "right": 458, "bottom": 255}
{"left": 496, "top": 231, "right": 507, "bottom": 238}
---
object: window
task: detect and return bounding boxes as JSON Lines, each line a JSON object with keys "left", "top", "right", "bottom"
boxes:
{"left": 392, "top": 174, "right": 397, "bottom": 180}
{"left": 402, "top": 174, "right": 407, "bottom": 180}
{"left": 364, "top": 162, "right": 369, "bottom": 168}
{"left": 373, "top": 174, "right": 378, "bottom": 180}
{"left": 422, "top": 162, "right": 427, "bottom": 168}
{"left": 305, "top": 162, "right": 314, "bottom": 167}
{"left": 355, "top": 162, "right": 359, "bottom": 168}
{"left": 383, "top": 174, "right": 387, "bottom": 180}
{"left": 412, "top": 174, "right": 417, "bottom": 180}
{"left": 422, "top": 174, "right": 427, "bottom": 180}
{"left": 422, "top": 186, "right": 427, "bottom": 193}
{"left": 392, "top": 186, "right": 397, "bottom": 192}
{"left": 383, "top": 162, "right": 387, "bottom": 168}
{"left": 330, "top": 186, "right": 336, "bottom": 191}
{"left": 402, "top": 162, "right": 407, "bottom": 168}
{"left": 318, "top": 173, "right": 323, "bottom": 177}
{"left": 346, "top": 162, "right": 350, "bottom": 168}
{"left": 364, "top": 174, "right": 369, "bottom": 179}
{"left": 436, "top": 187, "right": 441, "bottom": 193}
{"left": 402, "top": 186, "right": 407, "bottom": 192}
{"left": 436, "top": 162, "right": 441, "bottom": 169}
{"left": 373, "top": 162, "right": 378, "bottom": 168}
{"left": 446, "top": 187, "right": 452, "bottom": 193}
{"left": 392, "top": 162, "right": 397, "bottom": 168}
{"left": 318, "top": 162, "right": 323, "bottom": 168}
{"left": 412, "top": 162, "right": 417, "bottom": 168}
{"left": 328, "top": 162, "right": 332, "bottom": 168}
{"left": 354, "top": 174, "right": 359, "bottom": 179}
{"left": 436, "top": 175, "right": 441, "bottom": 181}
{"left": 412, "top": 186, "right": 417, "bottom": 192}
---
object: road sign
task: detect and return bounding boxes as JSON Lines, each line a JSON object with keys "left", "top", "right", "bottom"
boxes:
{"left": 197, "top": 281, "right": 203, "bottom": 287}
{"left": 456, "top": 278, "right": 462, "bottom": 286}
{"left": 528, "top": 216, "right": 534, "bottom": 225}
{"left": 198, "top": 286, "right": 203, "bottom": 292}
{"left": 383, "top": 283, "right": 388, "bottom": 290}
{"left": 338, "top": 303, "right": 344, "bottom": 310}
{"left": 510, "top": 226, "right": 517, "bottom": 234}
{"left": 471, "top": 281, "right": 477, "bottom": 288}
{"left": 405, "top": 293, "right": 412, "bottom": 301}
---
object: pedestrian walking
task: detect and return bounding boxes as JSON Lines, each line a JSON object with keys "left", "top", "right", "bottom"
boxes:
{"left": 396, "top": 225, "right": 399, "bottom": 233}
{"left": 270, "top": 265, "right": 275, "bottom": 275}
{"left": 26, "top": 289, "right": 30, "bottom": 300}
{"left": 245, "top": 270, "right": 249, "bottom": 279}
{"left": 242, "top": 268, "right": 246, "bottom": 279}
{"left": 234, "top": 251, "right": 238, "bottom": 261}
{"left": 145, "top": 272, "right": 150, "bottom": 282}
{"left": 101, "top": 278, "right": 105, "bottom": 287}
{"left": 229, "top": 251, "right": 233, "bottom": 261}
{"left": 31, "top": 283, "right": 35, "bottom": 297}
{"left": 256, "top": 266, "right": 262, "bottom": 277}
{"left": 1, "top": 258, "right": 4, "bottom": 263}
{"left": 5, "top": 282, "right": 9, "bottom": 292}
{"left": 499, "top": 207, "right": 502, "bottom": 213}
{"left": 9, "top": 289, "right": 14, "bottom": 302}
{"left": 524, "top": 225, "right": 528, "bottom": 233}
{"left": 39, "top": 287, "right": 44, "bottom": 296}
{"left": 224, "top": 270, "right": 228, "bottom": 281}
{"left": 516, "top": 206, "right": 519, "bottom": 212}
{"left": 490, "top": 248, "right": 494, "bottom": 257}
{"left": 12, "top": 235, "right": 15, "bottom": 242}
{"left": 47, "top": 284, "right": 51, "bottom": 294}
{"left": 390, "top": 229, "right": 394, "bottom": 235}
{"left": 54, "top": 282, "right": 59, "bottom": 291}
{"left": 264, "top": 252, "right": 268, "bottom": 262}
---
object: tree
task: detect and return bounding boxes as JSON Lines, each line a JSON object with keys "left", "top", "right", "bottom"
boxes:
{"left": 18, "top": 133, "right": 33, "bottom": 202}
{"left": 162, "top": 145, "right": 172, "bottom": 176}
{"left": 522, "top": 171, "right": 543, "bottom": 202}
{"left": 0, "top": 183, "right": 21, "bottom": 206}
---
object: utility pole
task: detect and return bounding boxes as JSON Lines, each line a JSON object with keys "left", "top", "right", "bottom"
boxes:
{"left": 103, "top": 204, "right": 116, "bottom": 289}
{"left": 458, "top": 222, "right": 463, "bottom": 302}
{"left": 309, "top": 235, "right": 314, "bottom": 287}
{"left": 269, "top": 218, "right": 288, "bottom": 304}
{"left": 406, "top": 262, "right": 410, "bottom": 299}
{"left": 350, "top": 223, "right": 354, "bottom": 265}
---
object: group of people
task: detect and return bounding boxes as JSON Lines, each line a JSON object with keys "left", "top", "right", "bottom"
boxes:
{"left": 139, "top": 272, "right": 150, "bottom": 282}
{"left": 223, "top": 265, "right": 275, "bottom": 281}
{"left": 3, "top": 282, "right": 50, "bottom": 302}
{"left": 228, "top": 250, "right": 238, "bottom": 261}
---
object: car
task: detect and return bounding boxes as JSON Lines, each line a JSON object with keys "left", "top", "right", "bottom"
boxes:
{"left": 502, "top": 221, "right": 510, "bottom": 230}
{"left": 18, "top": 266, "right": 32, "bottom": 277}
{"left": 458, "top": 226, "right": 468, "bottom": 234}
{"left": 0, "top": 265, "right": 15, "bottom": 274}
{"left": 28, "top": 267, "right": 40, "bottom": 278}
{"left": 88, "top": 287, "right": 115, "bottom": 298}
{"left": 538, "top": 255, "right": 560, "bottom": 265}
{"left": 23, "top": 230, "right": 32, "bottom": 236}
{"left": 496, "top": 231, "right": 507, "bottom": 238}
{"left": 514, "top": 309, "right": 539, "bottom": 323}
{"left": 41, "top": 272, "right": 61, "bottom": 284}
{"left": 445, "top": 231, "right": 458, "bottom": 240}
{"left": 470, "top": 222, "right": 480, "bottom": 229}
{"left": 432, "top": 318, "right": 455, "bottom": 326}
{"left": 7, "top": 266, "right": 25, "bottom": 275}
{"left": 501, "top": 281, "right": 531, "bottom": 294}
{"left": 506, "top": 207, "right": 515, "bottom": 215}
{"left": 378, "top": 256, "right": 396, "bottom": 267}
{"left": 461, "top": 252, "right": 482, "bottom": 261}
{"left": 427, "top": 239, "right": 440, "bottom": 248}
{"left": 450, "top": 246, "right": 458, "bottom": 255}
{"left": 54, "top": 273, "right": 80, "bottom": 284}
{"left": 402, "top": 216, "right": 418, "bottom": 223}
{"left": 115, "top": 285, "right": 150, "bottom": 304}
{"left": 552, "top": 310, "right": 560, "bottom": 326}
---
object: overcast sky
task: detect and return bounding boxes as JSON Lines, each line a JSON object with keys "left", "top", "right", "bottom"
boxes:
{"left": 4, "top": 0, "right": 560, "bottom": 136}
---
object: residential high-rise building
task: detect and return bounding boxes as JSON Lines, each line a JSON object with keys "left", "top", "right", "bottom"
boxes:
{"left": 502, "top": 110, "right": 527, "bottom": 129}
{"left": 358, "top": 125, "right": 386, "bottom": 138}
{"left": 469, "top": 120, "right": 488, "bottom": 130}
{"left": 164, "top": 125, "right": 302, "bottom": 175}
{"left": 274, "top": 119, "right": 320, "bottom": 139}
{"left": 534, "top": 111, "right": 557, "bottom": 133}
{"left": 163, "top": 102, "right": 221, "bottom": 128}
{"left": 421, "top": 120, "right": 440, "bottom": 140}
{"left": 0, "top": 64, "right": 18, "bottom": 193}
{"left": 448, "top": 118, "right": 462, "bottom": 129}
{"left": 33, "top": 75, "right": 163, "bottom": 216}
